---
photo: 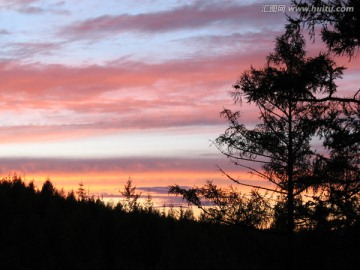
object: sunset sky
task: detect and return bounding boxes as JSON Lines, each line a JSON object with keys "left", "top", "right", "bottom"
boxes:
{"left": 1, "top": 0, "right": 359, "bottom": 203}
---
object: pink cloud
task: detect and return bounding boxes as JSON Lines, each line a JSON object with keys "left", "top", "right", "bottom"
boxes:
{"left": 0, "top": 49, "right": 267, "bottom": 126}
{"left": 1, "top": 28, "right": 356, "bottom": 144}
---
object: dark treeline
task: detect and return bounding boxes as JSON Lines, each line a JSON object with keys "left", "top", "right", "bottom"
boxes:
{"left": 0, "top": 175, "right": 359, "bottom": 270}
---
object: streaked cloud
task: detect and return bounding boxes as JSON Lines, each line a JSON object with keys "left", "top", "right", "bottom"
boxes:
{"left": 59, "top": 1, "right": 285, "bottom": 40}
{"left": 0, "top": 157, "right": 226, "bottom": 174}
{"left": 0, "top": 0, "right": 69, "bottom": 14}
{"left": 0, "top": 29, "right": 10, "bottom": 35}
{"left": 0, "top": 48, "right": 266, "bottom": 143}
{"left": 4, "top": 42, "right": 63, "bottom": 58}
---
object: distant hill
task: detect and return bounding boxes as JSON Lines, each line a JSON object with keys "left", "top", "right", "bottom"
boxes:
{"left": 0, "top": 175, "right": 358, "bottom": 270}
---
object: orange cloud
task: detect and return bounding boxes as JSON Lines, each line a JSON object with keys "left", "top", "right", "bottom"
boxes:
{"left": 0, "top": 157, "right": 267, "bottom": 195}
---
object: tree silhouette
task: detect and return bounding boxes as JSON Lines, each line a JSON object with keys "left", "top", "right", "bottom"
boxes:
{"left": 41, "top": 179, "right": 56, "bottom": 198}
{"left": 143, "top": 192, "right": 154, "bottom": 213}
{"left": 171, "top": 26, "right": 348, "bottom": 267}
{"left": 76, "top": 181, "right": 87, "bottom": 201}
{"left": 120, "top": 177, "right": 141, "bottom": 212}
{"left": 291, "top": 0, "right": 360, "bottom": 58}
{"left": 290, "top": 0, "right": 360, "bottom": 229}
{"left": 216, "top": 24, "right": 346, "bottom": 239}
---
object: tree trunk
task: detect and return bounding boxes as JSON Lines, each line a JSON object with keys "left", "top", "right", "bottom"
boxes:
{"left": 287, "top": 104, "right": 295, "bottom": 267}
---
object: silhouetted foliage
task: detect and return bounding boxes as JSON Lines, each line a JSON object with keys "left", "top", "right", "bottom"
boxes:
{"left": 291, "top": 0, "right": 360, "bottom": 58}
{"left": 170, "top": 181, "right": 271, "bottom": 229}
{"left": 143, "top": 192, "right": 154, "bottom": 213}
{"left": 76, "top": 181, "right": 87, "bottom": 201}
{"left": 289, "top": 0, "right": 360, "bottom": 230}
{"left": 172, "top": 26, "right": 347, "bottom": 234}
{"left": 41, "top": 178, "right": 56, "bottom": 197}
{"left": 120, "top": 177, "right": 141, "bottom": 212}
{"left": 307, "top": 101, "right": 360, "bottom": 229}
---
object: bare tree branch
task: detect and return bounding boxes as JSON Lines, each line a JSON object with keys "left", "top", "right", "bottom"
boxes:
{"left": 217, "top": 167, "right": 285, "bottom": 194}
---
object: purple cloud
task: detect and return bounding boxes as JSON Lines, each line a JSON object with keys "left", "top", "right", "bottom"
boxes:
{"left": 60, "top": 2, "right": 286, "bottom": 40}
{"left": 5, "top": 42, "right": 63, "bottom": 58}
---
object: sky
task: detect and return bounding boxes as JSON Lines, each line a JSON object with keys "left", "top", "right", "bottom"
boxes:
{"left": 0, "top": 0, "right": 359, "bottom": 204}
